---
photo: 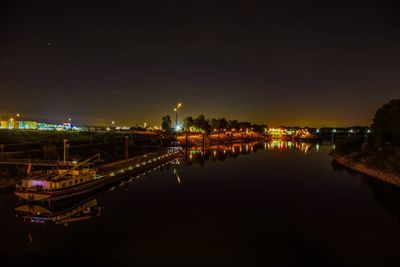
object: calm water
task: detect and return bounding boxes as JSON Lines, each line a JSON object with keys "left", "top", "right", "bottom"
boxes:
{"left": 1, "top": 141, "right": 400, "bottom": 266}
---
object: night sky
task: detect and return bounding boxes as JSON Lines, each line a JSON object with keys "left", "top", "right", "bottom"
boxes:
{"left": 1, "top": 1, "right": 399, "bottom": 127}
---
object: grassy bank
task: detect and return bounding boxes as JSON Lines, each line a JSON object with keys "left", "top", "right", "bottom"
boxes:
{"left": 332, "top": 152, "right": 400, "bottom": 187}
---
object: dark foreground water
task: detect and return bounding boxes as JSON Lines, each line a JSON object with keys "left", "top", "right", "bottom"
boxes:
{"left": 1, "top": 141, "right": 400, "bottom": 266}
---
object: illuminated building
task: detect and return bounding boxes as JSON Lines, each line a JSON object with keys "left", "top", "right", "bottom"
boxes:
{"left": 18, "top": 121, "right": 37, "bottom": 129}
{"left": 0, "top": 121, "right": 8, "bottom": 129}
{"left": 268, "top": 127, "right": 292, "bottom": 139}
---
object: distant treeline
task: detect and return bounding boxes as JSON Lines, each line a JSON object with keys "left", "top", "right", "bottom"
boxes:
{"left": 161, "top": 114, "right": 267, "bottom": 133}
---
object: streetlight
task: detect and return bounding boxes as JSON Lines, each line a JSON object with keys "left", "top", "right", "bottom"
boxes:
{"left": 173, "top": 102, "right": 182, "bottom": 131}
{"left": 9, "top": 118, "right": 14, "bottom": 129}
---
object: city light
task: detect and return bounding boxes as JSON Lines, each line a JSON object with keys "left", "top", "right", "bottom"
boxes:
{"left": 174, "top": 122, "right": 183, "bottom": 132}
{"left": 173, "top": 102, "right": 183, "bottom": 132}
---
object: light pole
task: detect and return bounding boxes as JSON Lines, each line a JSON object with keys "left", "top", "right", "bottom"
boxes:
{"left": 173, "top": 102, "right": 182, "bottom": 131}
{"left": 9, "top": 118, "right": 14, "bottom": 129}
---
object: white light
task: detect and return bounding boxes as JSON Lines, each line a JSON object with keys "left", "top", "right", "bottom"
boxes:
{"left": 174, "top": 123, "right": 183, "bottom": 132}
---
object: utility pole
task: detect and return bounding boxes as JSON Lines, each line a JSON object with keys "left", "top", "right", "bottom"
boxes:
{"left": 173, "top": 102, "right": 182, "bottom": 131}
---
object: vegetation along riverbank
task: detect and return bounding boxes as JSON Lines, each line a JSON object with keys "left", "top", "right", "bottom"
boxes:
{"left": 333, "top": 99, "right": 400, "bottom": 185}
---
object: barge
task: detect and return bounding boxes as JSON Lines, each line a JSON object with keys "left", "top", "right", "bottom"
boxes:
{"left": 15, "top": 148, "right": 182, "bottom": 202}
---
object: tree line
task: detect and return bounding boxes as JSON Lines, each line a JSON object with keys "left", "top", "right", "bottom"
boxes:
{"left": 161, "top": 114, "right": 267, "bottom": 134}
{"left": 335, "top": 99, "right": 400, "bottom": 172}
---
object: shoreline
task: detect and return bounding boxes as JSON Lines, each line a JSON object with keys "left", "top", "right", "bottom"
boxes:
{"left": 332, "top": 153, "right": 400, "bottom": 187}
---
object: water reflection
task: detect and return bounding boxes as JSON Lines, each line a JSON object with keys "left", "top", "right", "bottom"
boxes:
{"left": 185, "top": 141, "right": 319, "bottom": 166}
{"left": 15, "top": 198, "right": 103, "bottom": 226}
{"left": 361, "top": 177, "right": 400, "bottom": 222}
{"left": 331, "top": 160, "right": 400, "bottom": 221}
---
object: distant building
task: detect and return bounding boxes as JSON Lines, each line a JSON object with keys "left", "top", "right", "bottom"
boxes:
{"left": 0, "top": 121, "right": 8, "bottom": 129}
{"left": 18, "top": 121, "right": 37, "bottom": 129}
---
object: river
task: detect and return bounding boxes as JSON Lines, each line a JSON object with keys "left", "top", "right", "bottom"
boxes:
{"left": 1, "top": 141, "right": 400, "bottom": 266}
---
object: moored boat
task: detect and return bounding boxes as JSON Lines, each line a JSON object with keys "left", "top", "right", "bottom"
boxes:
{"left": 15, "top": 148, "right": 182, "bottom": 202}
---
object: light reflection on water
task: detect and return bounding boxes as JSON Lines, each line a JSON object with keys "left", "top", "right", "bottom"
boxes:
{"left": 2, "top": 141, "right": 400, "bottom": 266}
{"left": 185, "top": 141, "right": 318, "bottom": 165}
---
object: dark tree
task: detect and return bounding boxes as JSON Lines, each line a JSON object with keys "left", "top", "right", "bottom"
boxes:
{"left": 183, "top": 116, "right": 194, "bottom": 131}
{"left": 161, "top": 115, "right": 172, "bottom": 133}
{"left": 194, "top": 115, "right": 206, "bottom": 129}
{"left": 252, "top": 124, "right": 267, "bottom": 132}
{"left": 372, "top": 99, "right": 400, "bottom": 148}
{"left": 210, "top": 118, "right": 218, "bottom": 130}
{"left": 239, "top": 122, "right": 252, "bottom": 130}
{"left": 217, "top": 118, "right": 228, "bottom": 129}
{"left": 228, "top": 120, "right": 239, "bottom": 129}
{"left": 192, "top": 115, "right": 211, "bottom": 133}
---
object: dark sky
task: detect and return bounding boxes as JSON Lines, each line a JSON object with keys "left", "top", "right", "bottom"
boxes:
{"left": 1, "top": 0, "right": 399, "bottom": 127}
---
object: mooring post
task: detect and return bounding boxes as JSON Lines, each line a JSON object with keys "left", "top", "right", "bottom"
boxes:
{"left": 202, "top": 133, "right": 205, "bottom": 153}
{"left": 185, "top": 132, "right": 189, "bottom": 162}
{"left": 63, "top": 139, "right": 69, "bottom": 164}
{"left": 125, "top": 136, "right": 129, "bottom": 159}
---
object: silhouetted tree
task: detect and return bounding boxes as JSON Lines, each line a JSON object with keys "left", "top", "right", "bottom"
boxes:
{"left": 217, "top": 118, "right": 228, "bottom": 129}
{"left": 372, "top": 99, "right": 400, "bottom": 148}
{"left": 252, "top": 124, "right": 267, "bottom": 132}
{"left": 161, "top": 115, "right": 172, "bottom": 133}
{"left": 183, "top": 116, "right": 194, "bottom": 131}
{"left": 194, "top": 115, "right": 207, "bottom": 130}
{"left": 210, "top": 118, "right": 218, "bottom": 130}
{"left": 239, "top": 122, "right": 252, "bottom": 130}
{"left": 228, "top": 120, "right": 239, "bottom": 129}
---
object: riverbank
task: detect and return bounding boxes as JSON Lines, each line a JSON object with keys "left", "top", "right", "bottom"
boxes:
{"left": 332, "top": 153, "right": 400, "bottom": 187}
